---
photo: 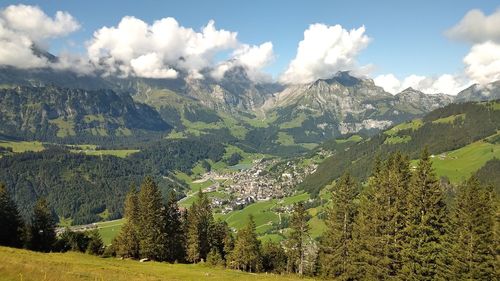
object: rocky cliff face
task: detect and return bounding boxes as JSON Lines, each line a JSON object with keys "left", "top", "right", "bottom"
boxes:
{"left": 262, "top": 72, "right": 454, "bottom": 137}
{"left": 455, "top": 81, "right": 500, "bottom": 103}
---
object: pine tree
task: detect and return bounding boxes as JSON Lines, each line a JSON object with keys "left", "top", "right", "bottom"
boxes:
{"left": 449, "top": 176, "right": 496, "bottom": 280}
{"left": 186, "top": 191, "right": 214, "bottom": 262}
{"left": 286, "top": 202, "right": 310, "bottom": 275}
{"left": 351, "top": 152, "right": 411, "bottom": 279}
{"left": 319, "top": 173, "right": 358, "bottom": 279}
{"left": 137, "top": 177, "right": 166, "bottom": 260}
{"left": 209, "top": 219, "right": 232, "bottom": 261}
{"left": 29, "top": 198, "right": 56, "bottom": 252}
{"left": 228, "top": 215, "right": 261, "bottom": 272}
{"left": 86, "top": 229, "right": 104, "bottom": 255}
{"left": 116, "top": 185, "right": 140, "bottom": 258}
{"left": 163, "top": 190, "right": 184, "bottom": 262}
{"left": 0, "top": 183, "right": 23, "bottom": 248}
{"left": 400, "top": 148, "right": 448, "bottom": 280}
{"left": 261, "top": 240, "right": 287, "bottom": 273}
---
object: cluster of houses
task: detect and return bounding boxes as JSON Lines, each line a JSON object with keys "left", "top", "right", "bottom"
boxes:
{"left": 202, "top": 158, "right": 318, "bottom": 213}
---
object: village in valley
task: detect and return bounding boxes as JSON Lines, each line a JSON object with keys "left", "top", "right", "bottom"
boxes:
{"left": 180, "top": 158, "right": 319, "bottom": 214}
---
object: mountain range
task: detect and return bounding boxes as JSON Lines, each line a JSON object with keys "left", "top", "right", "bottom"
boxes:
{"left": 0, "top": 64, "right": 499, "bottom": 151}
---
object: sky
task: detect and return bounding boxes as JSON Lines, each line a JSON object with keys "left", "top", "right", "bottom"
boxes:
{"left": 0, "top": 0, "right": 499, "bottom": 95}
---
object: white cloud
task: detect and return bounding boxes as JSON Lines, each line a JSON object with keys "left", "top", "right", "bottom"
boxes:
{"left": 87, "top": 16, "right": 241, "bottom": 79}
{"left": 447, "top": 9, "right": 500, "bottom": 44}
{"left": 374, "top": 73, "right": 471, "bottom": 95}
{"left": 279, "top": 24, "right": 371, "bottom": 84}
{"left": 373, "top": 74, "right": 401, "bottom": 94}
{"left": 463, "top": 41, "right": 500, "bottom": 85}
{"left": 0, "top": 5, "right": 79, "bottom": 69}
{"left": 130, "top": 53, "right": 178, "bottom": 79}
{"left": 211, "top": 42, "right": 274, "bottom": 81}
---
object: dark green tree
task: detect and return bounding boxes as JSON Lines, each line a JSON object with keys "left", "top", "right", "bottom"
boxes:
{"left": 115, "top": 185, "right": 140, "bottom": 258}
{"left": 449, "top": 176, "right": 496, "bottom": 280}
{"left": 29, "top": 198, "right": 56, "bottom": 252}
{"left": 163, "top": 190, "right": 184, "bottom": 262}
{"left": 137, "top": 177, "right": 166, "bottom": 260}
{"left": 86, "top": 229, "right": 104, "bottom": 255}
{"left": 400, "top": 148, "right": 448, "bottom": 280}
{"left": 351, "top": 152, "right": 411, "bottom": 279}
{"left": 0, "top": 183, "right": 23, "bottom": 247}
{"left": 186, "top": 191, "right": 213, "bottom": 262}
{"left": 319, "top": 173, "right": 358, "bottom": 279}
{"left": 261, "top": 240, "right": 287, "bottom": 273}
{"left": 228, "top": 215, "right": 262, "bottom": 272}
{"left": 286, "top": 202, "right": 310, "bottom": 275}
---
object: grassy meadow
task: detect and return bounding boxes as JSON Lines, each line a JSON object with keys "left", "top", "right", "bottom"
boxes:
{"left": 0, "top": 246, "right": 313, "bottom": 281}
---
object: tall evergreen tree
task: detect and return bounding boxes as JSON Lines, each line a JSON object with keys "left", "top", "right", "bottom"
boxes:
{"left": 209, "top": 219, "right": 232, "bottom": 261}
{"left": 351, "top": 152, "right": 411, "bottom": 279}
{"left": 261, "top": 240, "right": 287, "bottom": 273}
{"left": 400, "top": 148, "right": 448, "bottom": 280}
{"left": 186, "top": 191, "right": 213, "bottom": 262}
{"left": 163, "top": 190, "right": 184, "bottom": 262}
{"left": 228, "top": 215, "right": 262, "bottom": 272}
{"left": 137, "top": 177, "right": 166, "bottom": 260}
{"left": 449, "top": 176, "right": 496, "bottom": 280}
{"left": 29, "top": 198, "right": 56, "bottom": 252}
{"left": 319, "top": 173, "right": 358, "bottom": 279}
{"left": 286, "top": 202, "right": 310, "bottom": 275}
{"left": 116, "top": 185, "right": 140, "bottom": 258}
{"left": 0, "top": 183, "right": 23, "bottom": 248}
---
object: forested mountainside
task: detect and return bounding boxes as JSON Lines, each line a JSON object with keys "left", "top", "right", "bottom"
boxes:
{"left": 0, "top": 86, "right": 170, "bottom": 143}
{"left": 0, "top": 138, "right": 224, "bottom": 224}
{"left": 301, "top": 100, "right": 500, "bottom": 195}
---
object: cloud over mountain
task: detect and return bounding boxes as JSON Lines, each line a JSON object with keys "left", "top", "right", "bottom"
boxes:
{"left": 279, "top": 24, "right": 370, "bottom": 84}
{"left": 0, "top": 4, "right": 79, "bottom": 68}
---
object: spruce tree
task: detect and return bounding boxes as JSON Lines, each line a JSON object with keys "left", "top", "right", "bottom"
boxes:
{"left": 137, "top": 177, "right": 166, "bottom": 260}
{"left": 400, "top": 148, "right": 448, "bottom": 280}
{"left": 186, "top": 191, "right": 214, "bottom": 262}
{"left": 0, "top": 183, "right": 23, "bottom": 248}
{"left": 86, "top": 229, "right": 104, "bottom": 255}
{"left": 29, "top": 198, "right": 56, "bottom": 252}
{"left": 163, "top": 189, "right": 184, "bottom": 262}
{"left": 450, "top": 176, "right": 496, "bottom": 280}
{"left": 228, "top": 215, "right": 261, "bottom": 272}
{"left": 351, "top": 152, "right": 411, "bottom": 279}
{"left": 286, "top": 202, "right": 310, "bottom": 275}
{"left": 116, "top": 185, "right": 140, "bottom": 258}
{"left": 261, "top": 240, "right": 287, "bottom": 273}
{"left": 319, "top": 173, "right": 358, "bottom": 279}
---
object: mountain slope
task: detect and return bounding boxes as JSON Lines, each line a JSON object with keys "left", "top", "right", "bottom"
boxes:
{"left": 300, "top": 100, "right": 500, "bottom": 195}
{"left": 261, "top": 72, "right": 453, "bottom": 143}
{"left": 0, "top": 86, "right": 170, "bottom": 142}
{"left": 455, "top": 80, "right": 500, "bottom": 102}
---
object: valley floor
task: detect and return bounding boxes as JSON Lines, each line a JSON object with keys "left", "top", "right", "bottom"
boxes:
{"left": 0, "top": 247, "right": 313, "bottom": 281}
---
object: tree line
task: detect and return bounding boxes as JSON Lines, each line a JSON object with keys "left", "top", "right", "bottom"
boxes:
{"left": 0, "top": 183, "right": 103, "bottom": 255}
{"left": 1, "top": 149, "right": 497, "bottom": 279}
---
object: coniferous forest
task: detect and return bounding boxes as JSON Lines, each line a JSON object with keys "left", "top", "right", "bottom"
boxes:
{"left": 1, "top": 149, "right": 496, "bottom": 280}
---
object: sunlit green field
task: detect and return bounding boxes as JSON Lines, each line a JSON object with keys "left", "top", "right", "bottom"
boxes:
{"left": 430, "top": 139, "right": 500, "bottom": 183}
{"left": 0, "top": 246, "right": 313, "bottom": 281}
{"left": 0, "top": 140, "right": 45, "bottom": 153}
{"left": 96, "top": 219, "right": 124, "bottom": 245}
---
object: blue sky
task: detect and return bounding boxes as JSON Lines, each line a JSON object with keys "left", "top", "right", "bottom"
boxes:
{"left": 1, "top": 1, "right": 499, "bottom": 94}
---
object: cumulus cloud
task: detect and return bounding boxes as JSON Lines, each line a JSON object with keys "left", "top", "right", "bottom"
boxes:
{"left": 374, "top": 73, "right": 471, "bottom": 95}
{"left": 446, "top": 9, "right": 500, "bottom": 44}
{"left": 0, "top": 4, "right": 80, "bottom": 68}
{"left": 279, "top": 24, "right": 371, "bottom": 84}
{"left": 463, "top": 41, "right": 500, "bottom": 84}
{"left": 211, "top": 42, "right": 274, "bottom": 81}
{"left": 87, "top": 16, "right": 243, "bottom": 79}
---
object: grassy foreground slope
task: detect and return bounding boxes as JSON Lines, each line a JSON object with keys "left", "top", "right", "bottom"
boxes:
{"left": 0, "top": 247, "right": 312, "bottom": 281}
